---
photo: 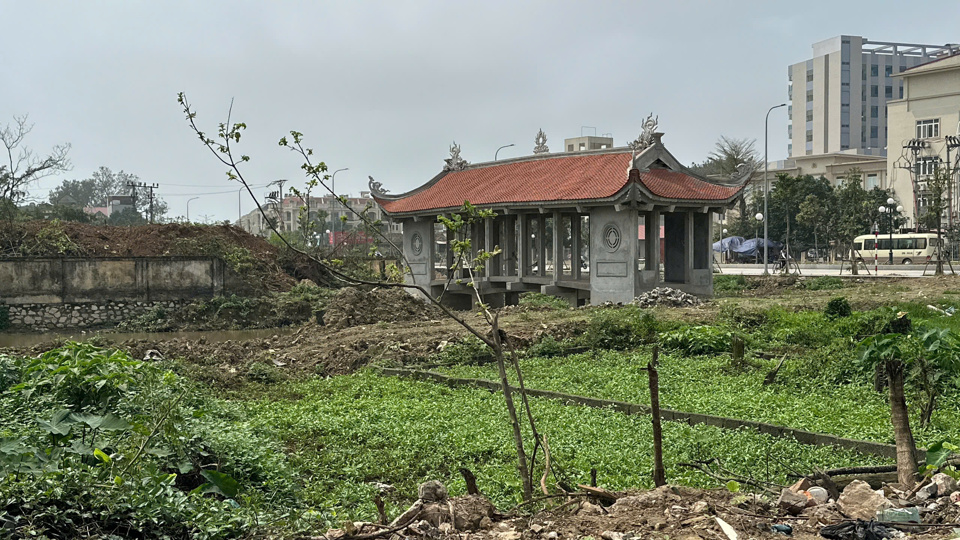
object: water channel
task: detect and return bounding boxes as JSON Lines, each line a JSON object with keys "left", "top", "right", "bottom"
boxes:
{"left": 0, "top": 327, "right": 296, "bottom": 348}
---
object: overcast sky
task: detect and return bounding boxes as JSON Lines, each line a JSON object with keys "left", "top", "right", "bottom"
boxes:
{"left": 3, "top": 1, "right": 959, "bottom": 222}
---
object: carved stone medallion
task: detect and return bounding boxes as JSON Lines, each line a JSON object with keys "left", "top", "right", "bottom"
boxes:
{"left": 411, "top": 232, "right": 423, "bottom": 256}
{"left": 602, "top": 223, "right": 622, "bottom": 252}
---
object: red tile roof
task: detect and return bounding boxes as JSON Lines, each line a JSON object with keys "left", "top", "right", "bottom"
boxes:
{"left": 638, "top": 169, "right": 743, "bottom": 200}
{"left": 377, "top": 151, "right": 743, "bottom": 214}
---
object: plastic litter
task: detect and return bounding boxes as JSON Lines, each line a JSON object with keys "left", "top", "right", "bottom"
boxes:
{"left": 819, "top": 520, "right": 895, "bottom": 540}
{"left": 770, "top": 523, "right": 793, "bottom": 535}
{"left": 876, "top": 507, "right": 919, "bottom": 523}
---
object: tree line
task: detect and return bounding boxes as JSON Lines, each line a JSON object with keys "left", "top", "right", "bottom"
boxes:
{"left": 0, "top": 115, "right": 168, "bottom": 224}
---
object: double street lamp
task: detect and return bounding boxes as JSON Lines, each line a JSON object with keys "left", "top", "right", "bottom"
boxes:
{"left": 878, "top": 197, "right": 903, "bottom": 265}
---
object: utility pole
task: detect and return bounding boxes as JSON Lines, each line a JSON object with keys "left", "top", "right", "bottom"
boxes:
{"left": 127, "top": 181, "right": 160, "bottom": 223}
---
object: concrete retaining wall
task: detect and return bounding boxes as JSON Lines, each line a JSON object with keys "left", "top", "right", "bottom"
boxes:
{"left": 0, "top": 257, "right": 226, "bottom": 304}
{"left": 380, "top": 367, "right": 897, "bottom": 459}
{"left": 0, "top": 257, "right": 230, "bottom": 331}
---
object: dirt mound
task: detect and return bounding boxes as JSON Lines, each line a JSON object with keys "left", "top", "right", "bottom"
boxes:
{"left": 323, "top": 287, "right": 442, "bottom": 329}
{"left": 0, "top": 220, "right": 297, "bottom": 292}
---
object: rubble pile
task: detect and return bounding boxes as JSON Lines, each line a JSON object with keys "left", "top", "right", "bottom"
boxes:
{"left": 633, "top": 287, "right": 703, "bottom": 308}
{"left": 319, "top": 475, "right": 960, "bottom": 540}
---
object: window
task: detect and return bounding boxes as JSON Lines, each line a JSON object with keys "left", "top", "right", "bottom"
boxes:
{"left": 806, "top": 131, "right": 814, "bottom": 142}
{"left": 870, "top": 126, "right": 879, "bottom": 138}
{"left": 885, "top": 65, "right": 893, "bottom": 77}
{"left": 918, "top": 156, "right": 940, "bottom": 176}
{"left": 806, "top": 110, "right": 814, "bottom": 121}
{"left": 567, "top": 144, "right": 573, "bottom": 151}
{"left": 899, "top": 87, "right": 904, "bottom": 99}
{"left": 871, "top": 85, "right": 879, "bottom": 97}
{"left": 916, "top": 119, "right": 940, "bottom": 138}
{"left": 871, "top": 65, "right": 879, "bottom": 76}
{"left": 871, "top": 106, "right": 879, "bottom": 118}
{"left": 885, "top": 86, "right": 893, "bottom": 98}
{"left": 806, "top": 90, "right": 814, "bottom": 102}
{"left": 866, "top": 174, "right": 879, "bottom": 189}
{"left": 806, "top": 70, "right": 814, "bottom": 82}
{"left": 863, "top": 239, "right": 876, "bottom": 250}
{"left": 579, "top": 143, "right": 585, "bottom": 150}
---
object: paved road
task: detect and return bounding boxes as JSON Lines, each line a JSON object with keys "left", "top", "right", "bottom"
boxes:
{"left": 717, "top": 264, "right": 949, "bottom": 278}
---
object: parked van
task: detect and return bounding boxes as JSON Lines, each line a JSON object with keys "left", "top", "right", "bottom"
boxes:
{"left": 853, "top": 233, "right": 944, "bottom": 265}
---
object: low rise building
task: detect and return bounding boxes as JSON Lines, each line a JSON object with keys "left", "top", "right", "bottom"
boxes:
{"left": 887, "top": 53, "right": 960, "bottom": 229}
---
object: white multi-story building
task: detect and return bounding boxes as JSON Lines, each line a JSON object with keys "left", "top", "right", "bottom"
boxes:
{"left": 236, "top": 190, "right": 401, "bottom": 245}
{"left": 887, "top": 53, "right": 960, "bottom": 229}
{"left": 788, "top": 36, "right": 958, "bottom": 158}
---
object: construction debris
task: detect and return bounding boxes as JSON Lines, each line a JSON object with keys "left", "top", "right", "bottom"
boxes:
{"left": 633, "top": 287, "right": 703, "bottom": 308}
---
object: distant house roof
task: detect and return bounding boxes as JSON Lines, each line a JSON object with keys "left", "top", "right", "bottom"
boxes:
{"left": 372, "top": 136, "right": 749, "bottom": 217}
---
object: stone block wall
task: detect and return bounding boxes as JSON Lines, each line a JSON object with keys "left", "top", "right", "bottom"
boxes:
{"left": 4, "top": 300, "right": 185, "bottom": 332}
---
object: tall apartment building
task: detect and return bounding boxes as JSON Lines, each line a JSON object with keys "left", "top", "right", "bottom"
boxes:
{"left": 788, "top": 36, "right": 959, "bottom": 158}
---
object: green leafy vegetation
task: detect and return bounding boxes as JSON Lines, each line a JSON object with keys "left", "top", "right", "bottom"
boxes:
{"left": 803, "top": 276, "right": 845, "bottom": 291}
{"left": 518, "top": 292, "right": 571, "bottom": 310}
{"left": 713, "top": 274, "right": 749, "bottom": 294}
{"left": 0, "top": 343, "right": 324, "bottom": 538}
{"left": 659, "top": 325, "right": 732, "bottom": 356}
{"left": 825, "top": 296, "right": 852, "bottom": 319}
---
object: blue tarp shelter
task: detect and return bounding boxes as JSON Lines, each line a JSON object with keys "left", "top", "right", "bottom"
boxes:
{"left": 712, "top": 236, "right": 744, "bottom": 252}
{"left": 732, "top": 237, "right": 782, "bottom": 262}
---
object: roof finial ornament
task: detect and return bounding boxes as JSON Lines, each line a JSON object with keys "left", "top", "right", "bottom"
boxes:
{"left": 730, "top": 162, "right": 754, "bottom": 181}
{"left": 533, "top": 129, "right": 549, "bottom": 154}
{"left": 368, "top": 175, "right": 388, "bottom": 196}
{"left": 443, "top": 141, "right": 468, "bottom": 172}
{"left": 628, "top": 113, "right": 659, "bottom": 152}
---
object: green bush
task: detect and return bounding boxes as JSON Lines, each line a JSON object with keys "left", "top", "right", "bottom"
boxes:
{"left": 247, "top": 361, "right": 286, "bottom": 384}
{"left": 803, "top": 276, "right": 845, "bottom": 291}
{"left": 825, "top": 297, "right": 852, "bottom": 319}
{"left": 584, "top": 306, "right": 658, "bottom": 350}
{"left": 659, "top": 325, "right": 733, "bottom": 356}
{"left": 714, "top": 275, "right": 748, "bottom": 293}
{"left": 435, "top": 335, "right": 494, "bottom": 365}
{"left": 526, "top": 335, "right": 566, "bottom": 358}
{"left": 518, "top": 292, "right": 570, "bottom": 310}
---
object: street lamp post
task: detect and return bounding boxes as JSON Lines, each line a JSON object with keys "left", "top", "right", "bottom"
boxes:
{"left": 764, "top": 103, "right": 787, "bottom": 275}
{"left": 495, "top": 143, "right": 515, "bottom": 161}
{"left": 879, "top": 198, "right": 903, "bottom": 264}
{"left": 721, "top": 228, "right": 728, "bottom": 263}
{"left": 186, "top": 197, "right": 199, "bottom": 222}
{"left": 755, "top": 213, "right": 764, "bottom": 265}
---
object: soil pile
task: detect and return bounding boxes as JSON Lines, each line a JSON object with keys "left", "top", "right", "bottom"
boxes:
{"left": 323, "top": 287, "right": 442, "bottom": 329}
{"left": 0, "top": 220, "right": 298, "bottom": 291}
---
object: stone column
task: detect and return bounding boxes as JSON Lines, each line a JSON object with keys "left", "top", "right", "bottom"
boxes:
{"left": 552, "top": 211, "right": 562, "bottom": 281}
{"left": 518, "top": 214, "right": 529, "bottom": 277}
{"left": 504, "top": 215, "right": 518, "bottom": 277}
{"left": 401, "top": 218, "right": 435, "bottom": 297}
{"left": 589, "top": 206, "right": 638, "bottom": 304}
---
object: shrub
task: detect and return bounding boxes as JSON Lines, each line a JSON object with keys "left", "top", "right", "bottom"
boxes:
{"left": 714, "top": 275, "right": 748, "bottom": 294}
{"left": 803, "top": 276, "right": 845, "bottom": 291}
{"left": 526, "top": 335, "right": 566, "bottom": 358}
{"left": 584, "top": 306, "right": 658, "bottom": 350}
{"left": 435, "top": 335, "right": 494, "bottom": 365}
{"left": 825, "top": 297, "right": 852, "bottom": 319}
{"left": 247, "top": 361, "right": 286, "bottom": 384}
{"left": 659, "top": 325, "right": 732, "bottom": 356}
{"left": 518, "top": 292, "right": 570, "bottom": 310}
